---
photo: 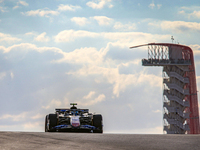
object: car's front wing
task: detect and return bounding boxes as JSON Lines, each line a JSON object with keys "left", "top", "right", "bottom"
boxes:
{"left": 52, "top": 124, "right": 97, "bottom": 131}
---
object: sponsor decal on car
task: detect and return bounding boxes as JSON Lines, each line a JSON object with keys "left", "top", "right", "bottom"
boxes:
{"left": 71, "top": 116, "right": 80, "bottom": 127}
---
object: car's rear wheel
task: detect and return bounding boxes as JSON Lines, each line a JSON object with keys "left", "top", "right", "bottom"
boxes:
{"left": 48, "top": 114, "right": 57, "bottom": 132}
{"left": 93, "top": 114, "right": 103, "bottom": 133}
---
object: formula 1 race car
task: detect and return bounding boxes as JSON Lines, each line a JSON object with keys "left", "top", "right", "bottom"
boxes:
{"left": 45, "top": 103, "right": 103, "bottom": 133}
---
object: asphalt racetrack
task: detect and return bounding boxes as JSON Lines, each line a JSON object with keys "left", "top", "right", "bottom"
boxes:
{"left": 0, "top": 132, "right": 200, "bottom": 150}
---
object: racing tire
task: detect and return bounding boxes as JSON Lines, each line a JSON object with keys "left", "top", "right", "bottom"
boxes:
{"left": 48, "top": 114, "right": 57, "bottom": 132}
{"left": 45, "top": 115, "right": 48, "bottom": 132}
{"left": 93, "top": 114, "right": 103, "bottom": 133}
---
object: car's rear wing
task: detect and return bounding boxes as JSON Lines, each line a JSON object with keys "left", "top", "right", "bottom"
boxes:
{"left": 55, "top": 108, "right": 89, "bottom": 113}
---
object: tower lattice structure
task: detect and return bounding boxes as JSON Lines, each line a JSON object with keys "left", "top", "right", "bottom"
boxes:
{"left": 130, "top": 43, "right": 200, "bottom": 134}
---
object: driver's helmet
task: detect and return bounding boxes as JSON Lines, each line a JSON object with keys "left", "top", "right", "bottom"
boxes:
{"left": 71, "top": 111, "right": 74, "bottom": 115}
{"left": 75, "top": 111, "right": 79, "bottom": 116}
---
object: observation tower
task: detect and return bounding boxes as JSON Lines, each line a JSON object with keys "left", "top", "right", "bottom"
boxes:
{"left": 130, "top": 43, "right": 200, "bottom": 134}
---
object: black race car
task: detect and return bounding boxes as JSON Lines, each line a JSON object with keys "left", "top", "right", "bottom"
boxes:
{"left": 45, "top": 103, "right": 103, "bottom": 133}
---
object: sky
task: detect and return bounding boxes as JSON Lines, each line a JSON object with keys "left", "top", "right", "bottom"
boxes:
{"left": 0, "top": 0, "right": 200, "bottom": 134}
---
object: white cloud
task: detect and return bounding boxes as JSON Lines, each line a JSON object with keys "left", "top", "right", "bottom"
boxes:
{"left": 54, "top": 30, "right": 99, "bottom": 42}
{"left": 178, "top": 10, "right": 185, "bottom": 15}
{"left": 52, "top": 43, "right": 152, "bottom": 97}
{"left": 25, "top": 32, "right": 37, "bottom": 36}
{"left": 42, "top": 99, "right": 62, "bottom": 110}
{"left": 178, "top": 6, "right": 200, "bottom": 19}
{"left": 19, "top": 1, "right": 28, "bottom": 6}
{"left": 190, "top": 44, "right": 200, "bottom": 56}
{"left": 10, "top": 71, "right": 14, "bottom": 79}
{"left": 102, "top": 32, "right": 169, "bottom": 47}
{"left": 0, "top": 43, "right": 32, "bottom": 53}
{"left": 71, "top": 17, "right": 89, "bottom": 26}
{"left": 70, "top": 16, "right": 113, "bottom": 26}
{"left": 54, "top": 29, "right": 169, "bottom": 48}
{"left": 161, "top": 21, "right": 200, "bottom": 32}
{"left": 149, "top": 21, "right": 200, "bottom": 33}
{"left": 67, "top": 64, "right": 162, "bottom": 97}
{"left": 31, "top": 113, "right": 44, "bottom": 120}
{"left": 92, "top": 16, "right": 113, "bottom": 26}
{"left": 180, "top": 6, "right": 200, "bottom": 11}
{"left": 57, "top": 4, "right": 81, "bottom": 11}
{"left": 34, "top": 32, "right": 50, "bottom": 42}
{"left": 79, "top": 92, "right": 106, "bottom": 106}
{"left": 21, "top": 5, "right": 81, "bottom": 18}
{"left": 13, "top": 6, "right": 19, "bottom": 9}
{"left": 0, "top": 72, "right": 6, "bottom": 80}
{"left": 149, "top": 2, "right": 161, "bottom": 9}
{"left": 53, "top": 39, "right": 163, "bottom": 97}
{"left": 0, "top": 6, "right": 7, "bottom": 12}
{"left": 13, "top": 1, "right": 29, "bottom": 9}
{"left": 0, "top": 43, "right": 63, "bottom": 55}
{"left": 86, "top": 0, "right": 113, "bottom": 9}
{"left": 0, "top": 112, "right": 27, "bottom": 122}
{"left": 0, "top": 32, "right": 21, "bottom": 43}
{"left": 114, "top": 22, "right": 137, "bottom": 31}
{"left": 22, "top": 8, "right": 59, "bottom": 17}
{"left": 56, "top": 47, "right": 104, "bottom": 64}
{"left": 189, "top": 11, "right": 200, "bottom": 18}
{"left": 83, "top": 91, "right": 96, "bottom": 99}
{"left": 157, "top": 4, "right": 162, "bottom": 9}
{"left": 149, "top": 1, "right": 155, "bottom": 9}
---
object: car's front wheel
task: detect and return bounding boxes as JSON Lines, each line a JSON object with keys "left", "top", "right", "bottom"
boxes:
{"left": 48, "top": 114, "right": 57, "bottom": 132}
{"left": 93, "top": 114, "right": 103, "bottom": 133}
{"left": 45, "top": 115, "right": 48, "bottom": 132}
